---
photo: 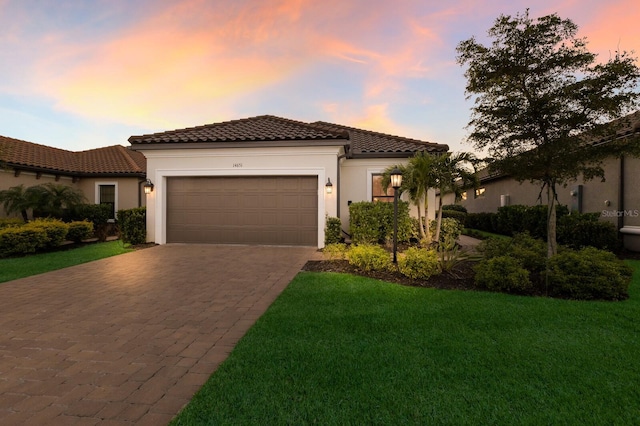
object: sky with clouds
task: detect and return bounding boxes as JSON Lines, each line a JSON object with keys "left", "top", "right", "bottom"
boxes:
{"left": 1, "top": 0, "right": 638, "bottom": 153}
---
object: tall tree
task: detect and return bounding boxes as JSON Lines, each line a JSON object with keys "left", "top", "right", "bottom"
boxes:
{"left": 431, "top": 152, "right": 478, "bottom": 243}
{"left": 457, "top": 10, "right": 640, "bottom": 257}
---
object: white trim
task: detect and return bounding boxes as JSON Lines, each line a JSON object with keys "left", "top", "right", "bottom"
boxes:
{"left": 94, "top": 181, "right": 118, "bottom": 220}
{"left": 153, "top": 167, "right": 327, "bottom": 247}
{"left": 366, "top": 168, "right": 385, "bottom": 202}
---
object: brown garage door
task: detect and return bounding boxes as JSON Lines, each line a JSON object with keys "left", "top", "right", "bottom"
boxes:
{"left": 166, "top": 176, "right": 318, "bottom": 246}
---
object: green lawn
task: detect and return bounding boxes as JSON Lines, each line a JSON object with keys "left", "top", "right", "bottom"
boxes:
{"left": 0, "top": 241, "right": 133, "bottom": 283}
{"left": 172, "top": 261, "right": 640, "bottom": 425}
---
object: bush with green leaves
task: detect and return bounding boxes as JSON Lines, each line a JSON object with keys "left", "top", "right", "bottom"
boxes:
{"left": 0, "top": 226, "right": 48, "bottom": 257}
{"left": 557, "top": 213, "right": 619, "bottom": 251}
{"left": 429, "top": 218, "right": 464, "bottom": 248}
{"left": 0, "top": 218, "right": 24, "bottom": 229}
{"left": 440, "top": 209, "right": 467, "bottom": 224}
{"left": 325, "top": 216, "right": 343, "bottom": 245}
{"left": 26, "top": 218, "right": 69, "bottom": 249}
{"left": 494, "top": 204, "right": 569, "bottom": 238}
{"left": 474, "top": 256, "right": 532, "bottom": 293}
{"left": 65, "top": 203, "right": 113, "bottom": 241}
{"left": 66, "top": 221, "right": 94, "bottom": 243}
{"left": 398, "top": 247, "right": 440, "bottom": 280}
{"left": 347, "top": 244, "right": 391, "bottom": 272}
{"left": 465, "top": 212, "right": 496, "bottom": 233}
{"left": 349, "top": 201, "right": 411, "bottom": 244}
{"left": 442, "top": 204, "right": 468, "bottom": 213}
{"left": 477, "top": 232, "right": 547, "bottom": 290}
{"left": 545, "top": 247, "right": 632, "bottom": 300}
{"left": 117, "top": 207, "right": 146, "bottom": 245}
{"left": 322, "top": 243, "right": 348, "bottom": 260}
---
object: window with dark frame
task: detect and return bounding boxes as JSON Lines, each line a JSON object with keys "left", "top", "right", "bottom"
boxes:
{"left": 99, "top": 184, "right": 116, "bottom": 219}
{"left": 371, "top": 174, "right": 395, "bottom": 203}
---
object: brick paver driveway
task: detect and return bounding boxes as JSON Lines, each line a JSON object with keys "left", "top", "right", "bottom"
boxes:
{"left": 0, "top": 244, "right": 318, "bottom": 425}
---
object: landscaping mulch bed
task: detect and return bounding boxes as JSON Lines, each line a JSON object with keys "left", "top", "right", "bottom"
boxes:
{"left": 302, "top": 259, "right": 477, "bottom": 291}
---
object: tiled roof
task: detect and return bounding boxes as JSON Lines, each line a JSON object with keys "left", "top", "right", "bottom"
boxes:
{"left": 310, "top": 121, "right": 448, "bottom": 156}
{"left": 128, "top": 115, "right": 449, "bottom": 157}
{"left": 128, "top": 115, "right": 349, "bottom": 144}
{"left": 0, "top": 135, "right": 146, "bottom": 176}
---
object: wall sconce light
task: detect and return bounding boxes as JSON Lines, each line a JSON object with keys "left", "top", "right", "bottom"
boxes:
{"left": 325, "top": 177, "right": 333, "bottom": 194}
{"left": 143, "top": 179, "right": 154, "bottom": 194}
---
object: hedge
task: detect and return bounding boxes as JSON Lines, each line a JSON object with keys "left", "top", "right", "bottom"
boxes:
{"left": 349, "top": 201, "right": 411, "bottom": 244}
{"left": 117, "top": 207, "right": 147, "bottom": 245}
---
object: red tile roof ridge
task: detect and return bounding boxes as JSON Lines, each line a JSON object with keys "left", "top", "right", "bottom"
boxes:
{"left": 310, "top": 120, "right": 441, "bottom": 146}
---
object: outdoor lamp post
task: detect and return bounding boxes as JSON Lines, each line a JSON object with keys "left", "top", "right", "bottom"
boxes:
{"left": 390, "top": 168, "right": 403, "bottom": 263}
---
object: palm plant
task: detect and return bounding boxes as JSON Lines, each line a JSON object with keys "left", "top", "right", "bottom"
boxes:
{"left": 30, "top": 183, "right": 86, "bottom": 218}
{"left": 382, "top": 152, "right": 436, "bottom": 242}
{"left": 0, "top": 184, "right": 32, "bottom": 222}
{"left": 431, "top": 152, "right": 479, "bottom": 243}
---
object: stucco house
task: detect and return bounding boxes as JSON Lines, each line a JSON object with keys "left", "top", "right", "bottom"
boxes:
{"left": 448, "top": 110, "right": 640, "bottom": 250}
{"left": 129, "top": 115, "right": 449, "bottom": 248}
{"left": 0, "top": 135, "right": 147, "bottom": 220}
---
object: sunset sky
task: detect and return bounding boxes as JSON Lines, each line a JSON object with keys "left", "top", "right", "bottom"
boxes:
{"left": 1, "top": 0, "right": 638, "bottom": 153}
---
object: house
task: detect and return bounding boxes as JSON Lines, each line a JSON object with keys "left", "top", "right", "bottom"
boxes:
{"left": 0, "top": 135, "right": 147, "bottom": 219}
{"left": 128, "top": 115, "right": 449, "bottom": 248}
{"left": 450, "top": 110, "right": 640, "bottom": 251}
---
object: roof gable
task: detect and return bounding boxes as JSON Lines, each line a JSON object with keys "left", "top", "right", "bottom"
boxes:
{"left": 128, "top": 115, "right": 349, "bottom": 145}
{"left": 128, "top": 115, "right": 449, "bottom": 157}
{"left": 0, "top": 135, "right": 145, "bottom": 176}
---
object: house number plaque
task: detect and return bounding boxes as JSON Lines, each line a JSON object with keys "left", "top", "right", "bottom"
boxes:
{"left": 233, "top": 163, "right": 243, "bottom": 168}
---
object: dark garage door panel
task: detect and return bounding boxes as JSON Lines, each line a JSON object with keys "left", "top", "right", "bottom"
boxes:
{"left": 166, "top": 176, "right": 318, "bottom": 245}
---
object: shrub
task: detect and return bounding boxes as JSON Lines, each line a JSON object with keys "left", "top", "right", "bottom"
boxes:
{"left": 66, "top": 221, "right": 94, "bottom": 243}
{"left": 325, "top": 216, "right": 343, "bottom": 245}
{"left": 440, "top": 209, "right": 467, "bottom": 224}
{"left": 0, "top": 227, "right": 47, "bottom": 257}
{"left": 474, "top": 256, "right": 532, "bottom": 293}
{"left": 66, "top": 203, "right": 113, "bottom": 241}
{"left": 347, "top": 244, "right": 391, "bottom": 271}
{"left": 465, "top": 212, "right": 496, "bottom": 233}
{"left": 545, "top": 247, "right": 632, "bottom": 301}
{"left": 429, "top": 218, "right": 464, "bottom": 248}
{"left": 0, "top": 218, "right": 24, "bottom": 229}
{"left": 557, "top": 213, "right": 619, "bottom": 251}
{"left": 117, "top": 207, "right": 146, "bottom": 245}
{"left": 26, "top": 218, "right": 69, "bottom": 249}
{"left": 442, "top": 204, "right": 468, "bottom": 213}
{"left": 398, "top": 247, "right": 440, "bottom": 280}
{"left": 349, "top": 201, "right": 411, "bottom": 245}
{"left": 323, "top": 243, "right": 348, "bottom": 260}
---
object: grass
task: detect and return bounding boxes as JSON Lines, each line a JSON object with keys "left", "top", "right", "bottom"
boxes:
{"left": 172, "top": 261, "right": 640, "bottom": 425}
{"left": 0, "top": 241, "right": 133, "bottom": 283}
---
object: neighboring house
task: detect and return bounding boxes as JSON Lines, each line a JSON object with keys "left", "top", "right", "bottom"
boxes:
{"left": 0, "top": 135, "right": 147, "bottom": 220}
{"left": 129, "top": 115, "right": 448, "bottom": 248}
{"left": 448, "top": 110, "right": 640, "bottom": 250}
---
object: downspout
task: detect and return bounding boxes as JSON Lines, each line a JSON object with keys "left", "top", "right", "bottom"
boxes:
{"left": 618, "top": 155, "right": 625, "bottom": 231}
{"left": 336, "top": 153, "right": 347, "bottom": 218}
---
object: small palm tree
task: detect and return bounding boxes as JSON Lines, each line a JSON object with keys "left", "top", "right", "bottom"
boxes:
{"left": 382, "top": 152, "right": 437, "bottom": 242}
{"left": 0, "top": 184, "right": 32, "bottom": 222}
{"left": 431, "top": 152, "right": 479, "bottom": 243}
{"left": 30, "top": 183, "right": 86, "bottom": 218}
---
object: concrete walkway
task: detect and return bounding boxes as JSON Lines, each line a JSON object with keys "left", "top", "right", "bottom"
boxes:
{"left": 0, "top": 245, "right": 318, "bottom": 425}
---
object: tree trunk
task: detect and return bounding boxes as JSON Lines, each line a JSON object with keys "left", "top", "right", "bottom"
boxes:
{"left": 434, "top": 197, "right": 443, "bottom": 243}
{"left": 423, "top": 193, "right": 431, "bottom": 242}
{"left": 546, "top": 184, "right": 558, "bottom": 258}
{"left": 416, "top": 203, "right": 425, "bottom": 239}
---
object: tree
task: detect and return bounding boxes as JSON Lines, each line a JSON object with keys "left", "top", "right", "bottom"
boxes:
{"left": 382, "top": 152, "right": 436, "bottom": 242}
{"left": 30, "top": 183, "right": 87, "bottom": 218}
{"left": 0, "top": 184, "right": 32, "bottom": 221}
{"left": 431, "top": 152, "right": 479, "bottom": 243}
{"left": 457, "top": 10, "right": 640, "bottom": 257}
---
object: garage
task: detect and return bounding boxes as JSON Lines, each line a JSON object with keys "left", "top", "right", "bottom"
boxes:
{"left": 166, "top": 176, "right": 318, "bottom": 246}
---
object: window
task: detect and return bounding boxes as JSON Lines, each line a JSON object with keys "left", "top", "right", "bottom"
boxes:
{"left": 461, "top": 191, "right": 467, "bottom": 201}
{"left": 98, "top": 184, "right": 116, "bottom": 219}
{"left": 371, "top": 174, "right": 395, "bottom": 203}
{"left": 475, "top": 187, "right": 486, "bottom": 198}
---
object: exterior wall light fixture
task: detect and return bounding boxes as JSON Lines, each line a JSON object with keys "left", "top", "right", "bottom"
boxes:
{"left": 325, "top": 177, "right": 333, "bottom": 194}
{"left": 143, "top": 179, "right": 154, "bottom": 194}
